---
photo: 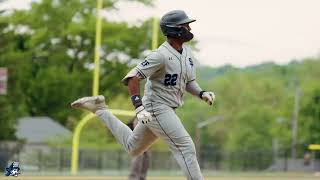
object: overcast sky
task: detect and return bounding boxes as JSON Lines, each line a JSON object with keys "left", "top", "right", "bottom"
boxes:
{"left": 1, "top": 0, "right": 320, "bottom": 67}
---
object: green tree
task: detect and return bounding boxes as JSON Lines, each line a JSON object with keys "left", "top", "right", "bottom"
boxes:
{"left": 0, "top": 0, "right": 155, "bottom": 139}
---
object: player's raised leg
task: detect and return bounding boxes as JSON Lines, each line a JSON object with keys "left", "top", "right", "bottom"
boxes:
{"left": 71, "top": 95, "right": 107, "bottom": 112}
{"left": 71, "top": 95, "right": 157, "bottom": 156}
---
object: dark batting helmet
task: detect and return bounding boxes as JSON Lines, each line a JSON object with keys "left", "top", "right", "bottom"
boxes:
{"left": 160, "top": 10, "right": 196, "bottom": 41}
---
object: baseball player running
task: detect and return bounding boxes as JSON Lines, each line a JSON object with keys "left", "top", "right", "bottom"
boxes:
{"left": 71, "top": 10, "right": 215, "bottom": 180}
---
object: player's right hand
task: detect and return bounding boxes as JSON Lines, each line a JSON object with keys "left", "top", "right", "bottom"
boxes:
{"left": 201, "top": 91, "right": 215, "bottom": 105}
{"left": 135, "top": 106, "right": 153, "bottom": 124}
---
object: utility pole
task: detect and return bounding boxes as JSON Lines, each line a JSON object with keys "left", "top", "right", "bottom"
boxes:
{"left": 195, "top": 127, "right": 201, "bottom": 161}
{"left": 291, "top": 87, "right": 301, "bottom": 159}
{"left": 195, "top": 116, "right": 224, "bottom": 162}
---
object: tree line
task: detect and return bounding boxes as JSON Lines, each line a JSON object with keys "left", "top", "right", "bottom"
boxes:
{"left": 0, "top": 0, "right": 319, "bottom": 156}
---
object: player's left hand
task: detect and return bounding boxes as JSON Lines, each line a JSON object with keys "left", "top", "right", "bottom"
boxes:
{"left": 135, "top": 105, "right": 153, "bottom": 124}
{"left": 201, "top": 91, "right": 215, "bottom": 105}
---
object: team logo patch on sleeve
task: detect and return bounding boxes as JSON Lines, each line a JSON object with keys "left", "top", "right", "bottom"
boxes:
{"left": 141, "top": 60, "right": 150, "bottom": 66}
{"left": 188, "top": 58, "right": 194, "bottom": 67}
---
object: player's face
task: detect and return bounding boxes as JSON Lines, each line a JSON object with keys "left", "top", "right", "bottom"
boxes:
{"left": 168, "top": 23, "right": 194, "bottom": 43}
{"left": 179, "top": 23, "right": 193, "bottom": 42}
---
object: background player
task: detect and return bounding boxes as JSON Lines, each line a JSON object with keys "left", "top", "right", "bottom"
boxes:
{"left": 127, "top": 117, "right": 150, "bottom": 180}
{"left": 71, "top": 10, "right": 215, "bottom": 180}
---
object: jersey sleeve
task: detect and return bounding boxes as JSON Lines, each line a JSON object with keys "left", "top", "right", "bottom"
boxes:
{"left": 121, "top": 51, "right": 164, "bottom": 85}
{"left": 135, "top": 51, "right": 164, "bottom": 79}
{"left": 121, "top": 68, "right": 144, "bottom": 85}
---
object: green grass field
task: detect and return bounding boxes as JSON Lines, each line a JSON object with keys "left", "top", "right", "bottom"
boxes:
{"left": 1, "top": 173, "right": 319, "bottom": 180}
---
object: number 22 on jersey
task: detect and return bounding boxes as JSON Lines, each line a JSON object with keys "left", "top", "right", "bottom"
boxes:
{"left": 164, "top": 74, "right": 178, "bottom": 86}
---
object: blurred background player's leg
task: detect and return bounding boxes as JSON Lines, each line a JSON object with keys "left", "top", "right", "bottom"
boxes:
{"left": 128, "top": 151, "right": 150, "bottom": 180}
{"left": 145, "top": 103, "right": 203, "bottom": 180}
{"left": 140, "top": 151, "right": 150, "bottom": 179}
{"left": 127, "top": 118, "right": 150, "bottom": 180}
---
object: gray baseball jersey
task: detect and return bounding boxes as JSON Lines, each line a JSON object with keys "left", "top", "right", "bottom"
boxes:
{"left": 101, "top": 41, "right": 203, "bottom": 180}
{"left": 123, "top": 41, "right": 196, "bottom": 108}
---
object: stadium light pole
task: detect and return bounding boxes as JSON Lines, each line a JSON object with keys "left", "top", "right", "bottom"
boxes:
{"left": 195, "top": 116, "right": 224, "bottom": 162}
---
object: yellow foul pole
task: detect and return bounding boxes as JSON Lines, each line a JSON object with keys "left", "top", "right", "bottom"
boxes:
{"left": 152, "top": 17, "right": 159, "bottom": 50}
{"left": 71, "top": 0, "right": 103, "bottom": 175}
{"left": 92, "top": 0, "right": 103, "bottom": 96}
{"left": 71, "top": 13, "right": 159, "bottom": 175}
{"left": 70, "top": 113, "right": 95, "bottom": 175}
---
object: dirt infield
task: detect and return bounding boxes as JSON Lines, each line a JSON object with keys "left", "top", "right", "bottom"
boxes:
{"left": 1, "top": 175, "right": 318, "bottom": 180}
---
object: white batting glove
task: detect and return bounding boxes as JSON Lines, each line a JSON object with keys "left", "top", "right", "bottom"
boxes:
{"left": 201, "top": 91, "right": 215, "bottom": 105}
{"left": 135, "top": 106, "right": 153, "bottom": 124}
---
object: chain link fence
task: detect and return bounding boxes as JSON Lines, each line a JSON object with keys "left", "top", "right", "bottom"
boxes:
{"left": 1, "top": 145, "right": 319, "bottom": 173}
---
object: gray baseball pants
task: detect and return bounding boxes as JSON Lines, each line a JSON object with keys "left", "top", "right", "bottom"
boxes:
{"left": 96, "top": 102, "right": 203, "bottom": 180}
